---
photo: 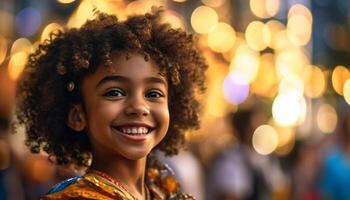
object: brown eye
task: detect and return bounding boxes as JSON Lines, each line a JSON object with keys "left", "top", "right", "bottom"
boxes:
{"left": 103, "top": 89, "right": 125, "bottom": 97}
{"left": 146, "top": 90, "right": 164, "bottom": 98}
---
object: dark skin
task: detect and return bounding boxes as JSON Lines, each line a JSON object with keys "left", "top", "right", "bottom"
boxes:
{"left": 68, "top": 52, "right": 170, "bottom": 199}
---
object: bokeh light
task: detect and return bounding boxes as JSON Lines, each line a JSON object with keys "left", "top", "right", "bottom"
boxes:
{"left": 332, "top": 65, "right": 350, "bottom": 95}
{"left": 0, "top": 34, "right": 7, "bottom": 65}
{"left": 41, "top": 23, "right": 63, "bottom": 42}
{"left": 208, "top": 22, "right": 236, "bottom": 53}
{"left": 275, "top": 48, "right": 309, "bottom": 78}
{"left": 252, "top": 124, "right": 279, "bottom": 155}
{"left": 8, "top": 51, "right": 27, "bottom": 81}
{"left": 245, "top": 21, "right": 271, "bottom": 51}
{"left": 287, "top": 14, "right": 312, "bottom": 46}
{"left": 222, "top": 74, "right": 250, "bottom": 105}
{"left": 10, "top": 38, "right": 32, "bottom": 55}
{"left": 229, "top": 44, "right": 260, "bottom": 83}
{"left": 251, "top": 53, "right": 278, "bottom": 98}
{"left": 343, "top": 79, "right": 350, "bottom": 105}
{"left": 303, "top": 65, "right": 326, "bottom": 98}
{"left": 278, "top": 75, "right": 304, "bottom": 97}
{"left": 272, "top": 93, "right": 306, "bottom": 126}
{"left": 162, "top": 11, "right": 185, "bottom": 29}
{"left": 317, "top": 104, "right": 337, "bottom": 134}
{"left": 250, "top": 0, "right": 280, "bottom": 19}
{"left": 201, "top": 0, "right": 227, "bottom": 8}
{"left": 191, "top": 6, "right": 218, "bottom": 34}
{"left": 57, "top": 0, "right": 75, "bottom": 3}
{"left": 15, "top": 7, "right": 42, "bottom": 37}
{"left": 265, "top": 20, "right": 285, "bottom": 49}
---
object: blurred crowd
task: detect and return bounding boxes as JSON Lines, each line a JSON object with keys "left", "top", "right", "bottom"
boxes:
{"left": 1, "top": 0, "right": 350, "bottom": 199}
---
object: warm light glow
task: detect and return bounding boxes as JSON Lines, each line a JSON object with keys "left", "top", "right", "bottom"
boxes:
{"left": 10, "top": 38, "right": 32, "bottom": 55}
{"left": 265, "top": 20, "right": 285, "bottom": 49}
{"left": 41, "top": 23, "right": 63, "bottom": 42}
{"left": 245, "top": 21, "right": 271, "bottom": 51}
{"left": 332, "top": 65, "right": 350, "bottom": 95}
{"left": 201, "top": 0, "right": 227, "bottom": 8}
{"left": 208, "top": 22, "right": 236, "bottom": 52}
{"left": 173, "top": 0, "right": 187, "bottom": 2}
{"left": 250, "top": 0, "right": 280, "bottom": 18}
{"left": 343, "top": 79, "right": 350, "bottom": 105}
{"left": 57, "top": 0, "right": 75, "bottom": 3}
{"left": 287, "top": 14, "right": 312, "bottom": 46}
{"left": 67, "top": 0, "right": 95, "bottom": 28}
{"left": 126, "top": 0, "right": 163, "bottom": 16}
{"left": 191, "top": 6, "right": 218, "bottom": 34}
{"left": 8, "top": 51, "right": 27, "bottom": 81}
{"left": 317, "top": 104, "right": 337, "bottom": 134}
{"left": 252, "top": 125, "right": 279, "bottom": 155}
{"left": 274, "top": 30, "right": 294, "bottom": 50}
{"left": 229, "top": 44, "right": 260, "bottom": 83}
{"left": 162, "top": 11, "right": 185, "bottom": 29}
{"left": 0, "top": 35, "right": 7, "bottom": 65}
{"left": 279, "top": 75, "right": 304, "bottom": 97}
{"left": 303, "top": 65, "right": 326, "bottom": 98}
{"left": 272, "top": 93, "right": 306, "bottom": 126}
{"left": 251, "top": 53, "right": 278, "bottom": 98}
{"left": 288, "top": 4, "right": 313, "bottom": 24}
{"left": 275, "top": 48, "right": 309, "bottom": 78}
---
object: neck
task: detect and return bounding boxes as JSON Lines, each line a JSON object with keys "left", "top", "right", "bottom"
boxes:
{"left": 89, "top": 153, "right": 147, "bottom": 200}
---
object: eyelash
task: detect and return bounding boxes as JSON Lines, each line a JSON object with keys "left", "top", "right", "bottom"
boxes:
{"left": 103, "top": 89, "right": 165, "bottom": 99}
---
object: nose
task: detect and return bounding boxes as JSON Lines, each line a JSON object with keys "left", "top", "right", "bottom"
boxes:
{"left": 125, "top": 94, "right": 150, "bottom": 117}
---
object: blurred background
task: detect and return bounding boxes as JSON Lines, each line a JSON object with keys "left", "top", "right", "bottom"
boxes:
{"left": 1, "top": 0, "right": 350, "bottom": 199}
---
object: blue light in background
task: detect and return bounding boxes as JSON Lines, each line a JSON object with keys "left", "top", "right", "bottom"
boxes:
{"left": 16, "top": 7, "right": 42, "bottom": 37}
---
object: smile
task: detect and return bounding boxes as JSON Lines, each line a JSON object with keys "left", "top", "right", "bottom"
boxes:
{"left": 117, "top": 127, "right": 151, "bottom": 135}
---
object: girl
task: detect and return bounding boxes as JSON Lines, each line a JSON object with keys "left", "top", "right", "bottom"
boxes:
{"left": 15, "top": 9, "right": 207, "bottom": 200}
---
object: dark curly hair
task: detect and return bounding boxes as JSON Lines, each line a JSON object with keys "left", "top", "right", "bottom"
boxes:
{"left": 16, "top": 9, "right": 207, "bottom": 167}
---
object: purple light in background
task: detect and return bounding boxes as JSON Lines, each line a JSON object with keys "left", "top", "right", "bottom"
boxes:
{"left": 222, "top": 74, "right": 250, "bottom": 104}
{"left": 16, "top": 7, "right": 42, "bottom": 37}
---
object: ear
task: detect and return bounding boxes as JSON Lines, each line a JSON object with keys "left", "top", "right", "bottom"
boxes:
{"left": 67, "top": 105, "right": 87, "bottom": 132}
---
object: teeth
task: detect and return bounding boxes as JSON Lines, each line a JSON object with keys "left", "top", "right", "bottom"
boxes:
{"left": 120, "top": 127, "right": 150, "bottom": 135}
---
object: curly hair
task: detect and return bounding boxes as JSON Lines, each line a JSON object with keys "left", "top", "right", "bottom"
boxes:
{"left": 16, "top": 9, "right": 207, "bottom": 166}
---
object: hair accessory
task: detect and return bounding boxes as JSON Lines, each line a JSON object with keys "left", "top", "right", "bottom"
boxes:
{"left": 67, "top": 81, "right": 75, "bottom": 92}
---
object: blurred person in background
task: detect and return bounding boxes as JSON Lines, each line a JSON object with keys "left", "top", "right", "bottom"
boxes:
{"left": 318, "top": 112, "right": 350, "bottom": 200}
{"left": 206, "top": 106, "right": 285, "bottom": 200}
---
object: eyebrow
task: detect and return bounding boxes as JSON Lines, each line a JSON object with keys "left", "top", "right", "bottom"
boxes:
{"left": 96, "top": 75, "right": 167, "bottom": 88}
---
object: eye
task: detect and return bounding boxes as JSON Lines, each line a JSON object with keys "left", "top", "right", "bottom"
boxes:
{"left": 146, "top": 89, "right": 165, "bottom": 99}
{"left": 103, "top": 88, "right": 125, "bottom": 98}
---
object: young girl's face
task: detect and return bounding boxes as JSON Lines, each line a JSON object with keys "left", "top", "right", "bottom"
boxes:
{"left": 79, "top": 52, "right": 169, "bottom": 160}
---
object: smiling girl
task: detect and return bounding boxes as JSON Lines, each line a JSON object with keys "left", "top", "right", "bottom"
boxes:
{"left": 15, "top": 9, "right": 207, "bottom": 200}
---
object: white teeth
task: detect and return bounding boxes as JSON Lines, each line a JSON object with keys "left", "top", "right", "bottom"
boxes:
{"left": 120, "top": 127, "right": 150, "bottom": 135}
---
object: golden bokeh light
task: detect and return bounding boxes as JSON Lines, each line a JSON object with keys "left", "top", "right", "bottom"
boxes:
{"left": 265, "top": 20, "right": 285, "bottom": 49}
{"left": 287, "top": 14, "right": 312, "bottom": 46}
{"left": 8, "top": 51, "right": 27, "bottom": 81}
{"left": 272, "top": 93, "right": 306, "bottom": 126}
{"left": 269, "top": 118, "right": 296, "bottom": 155}
{"left": 67, "top": 0, "right": 95, "bottom": 28}
{"left": 41, "top": 23, "right": 63, "bottom": 42}
{"left": 274, "top": 30, "right": 295, "bottom": 50}
{"left": 252, "top": 124, "right": 279, "bottom": 155}
{"left": 279, "top": 75, "right": 304, "bottom": 97}
{"left": 0, "top": 34, "right": 7, "bottom": 65}
{"left": 303, "top": 65, "right": 326, "bottom": 98}
{"left": 208, "top": 22, "right": 236, "bottom": 53}
{"left": 126, "top": 0, "right": 162, "bottom": 16}
{"left": 275, "top": 48, "right": 309, "bottom": 78}
{"left": 332, "top": 65, "right": 350, "bottom": 95}
{"left": 250, "top": 0, "right": 280, "bottom": 19}
{"left": 288, "top": 4, "right": 313, "bottom": 24}
{"left": 173, "top": 0, "right": 187, "bottom": 2}
{"left": 222, "top": 33, "right": 245, "bottom": 62}
{"left": 317, "top": 104, "right": 337, "bottom": 134}
{"left": 229, "top": 44, "right": 259, "bottom": 83}
{"left": 57, "top": 0, "right": 75, "bottom": 4}
{"left": 201, "top": 0, "right": 227, "bottom": 8}
{"left": 162, "top": 11, "right": 185, "bottom": 29}
{"left": 191, "top": 6, "right": 218, "bottom": 34}
{"left": 343, "top": 79, "right": 350, "bottom": 105}
{"left": 10, "top": 38, "right": 32, "bottom": 55}
{"left": 251, "top": 53, "right": 278, "bottom": 98}
{"left": 245, "top": 21, "right": 271, "bottom": 51}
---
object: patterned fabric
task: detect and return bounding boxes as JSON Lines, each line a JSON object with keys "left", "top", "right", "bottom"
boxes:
{"left": 41, "top": 171, "right": 195, "bottom": 200}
